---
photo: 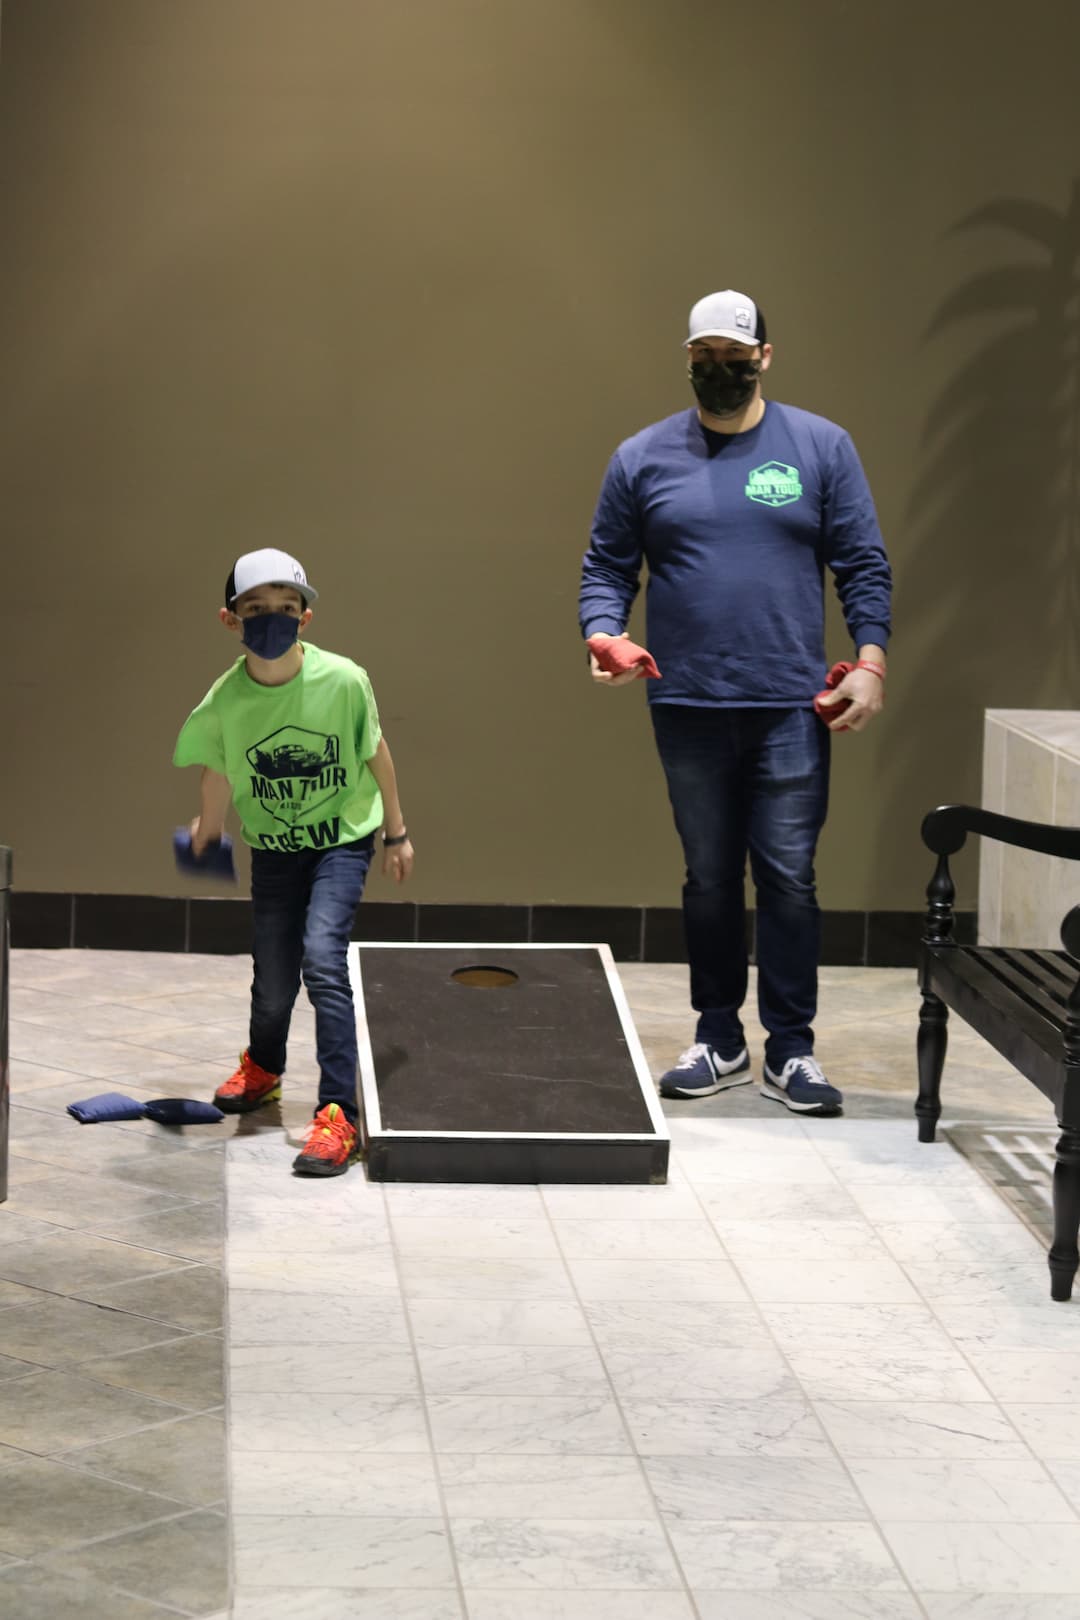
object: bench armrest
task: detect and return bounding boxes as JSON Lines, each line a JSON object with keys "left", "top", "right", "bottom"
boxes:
{"left": 922, "top": 804, "right": 1080, "bottom": 862}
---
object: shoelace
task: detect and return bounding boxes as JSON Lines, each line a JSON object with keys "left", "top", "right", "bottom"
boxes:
{"left": 303, "top": 1107, "right": 354, "bottom": 1158}
{"left": 674, "top": 1042, "right": 712, "bottom": 1070}
{"left": 786, "top": 1057, "right": 829, "bottom": 1087}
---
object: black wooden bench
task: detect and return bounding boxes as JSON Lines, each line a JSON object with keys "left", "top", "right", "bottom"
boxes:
{"left": 918, "top": 804, "right": 1080, "bottom": 1302}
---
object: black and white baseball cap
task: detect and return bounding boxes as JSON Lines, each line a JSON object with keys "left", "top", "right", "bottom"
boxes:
{"left": 685, "top": 289, "right": 767, "bottom": 348}
{"left": 224, "top": 548, "right": 318, "bottom": 609}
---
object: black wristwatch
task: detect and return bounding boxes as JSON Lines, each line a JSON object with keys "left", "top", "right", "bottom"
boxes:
{"left": 382, "top": 829, "right": 409, "bottom": 847}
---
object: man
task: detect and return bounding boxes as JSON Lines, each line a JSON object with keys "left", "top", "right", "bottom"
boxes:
{"left": 579, "top": 290, "right": 891, "bottom": 1115}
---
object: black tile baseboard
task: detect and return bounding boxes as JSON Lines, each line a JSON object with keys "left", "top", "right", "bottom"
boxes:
{"left": 11, "top": 894, "right": 977, "bottom": 968}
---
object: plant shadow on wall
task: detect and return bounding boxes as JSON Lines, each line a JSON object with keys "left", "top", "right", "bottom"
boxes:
{"left": 874, "top": 182, "right": 1080, "bottom": 898}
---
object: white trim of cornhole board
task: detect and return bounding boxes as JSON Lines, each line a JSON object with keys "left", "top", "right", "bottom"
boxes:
{"left": 350, "top": 940, "right": 669, "bottom": 1144}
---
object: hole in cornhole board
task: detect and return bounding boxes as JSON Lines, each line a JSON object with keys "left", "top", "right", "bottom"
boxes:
{"left": 353, "top": 942, "right": 669, "bottom": 1183}
{"left": 451, "top": 965, "right": 520, "bottom": 989}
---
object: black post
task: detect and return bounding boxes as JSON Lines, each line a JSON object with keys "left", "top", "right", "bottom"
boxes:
{"left": 0, "top": 847, "right": 9, "bottom": 1203}
{"left": 916, "top": 850, "right": 955, "bottom": 1143}
{"left": 1049, "top": 907, "right": 1080, "bottom": 1300}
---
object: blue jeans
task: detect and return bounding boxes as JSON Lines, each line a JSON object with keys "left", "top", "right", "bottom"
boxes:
{"left": 650, "top": 705, "right": 830, "bottom": 1069}
{"left": 248, "top": 837, "right": 373, "bottom": 1122}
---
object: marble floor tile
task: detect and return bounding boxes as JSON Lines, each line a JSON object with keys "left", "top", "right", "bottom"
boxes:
{"left": 848, "top": 1184, "right": 1022, "bottom": 1225}
{"left": 692, "top": 1594, "right": 924, "bottom": 1618}
{"left": 540, "top": 1182, "right": 705, "bottom": 1220}
{"left": 463, "top": 1595, "right": 694, "bottom": 1620}
{"left": 963, "top": 1350, "right": 1080, "bottom": 1404}
{"left": 389, "top": 1218, "right": 560, "bottom": 1260}
{"left": 714, "top": 1219, "right": 887, "bottom": 1261}
{"left": 1046, "top": 1461, "right": 1080, "bottom": 1513}
{"left": 604, "top": 1345, "right": 800, "bottom": 1403}
{"left": 902, "top": 1263, "right": 1050, "bottom": 1309}
{"left": 408, "top": 1299, "right": 592, "bottom": 1348}
{"left": 228, "top": 1248, "right": 400, "bottom": 1295}
{"left": 80, "top": 1263, "right": 223, "bottom": 1331}
{"left": 646, "top": 1454, "right": 867, "bottom": 1521}
{"left": 451, "top": 1515, "right": 679, "bottom": 1589}
{"left": 695, "top": 1182, "right": 864, "bottom": 1221}
{"left": 921, "top": 1598, "right": 1080, "bottom": 1619}
{"left": 663, "top": 1118, "right": 815, "bottom": 1153}
{"left": 815, "top": 1400, "right": 1029, "bottom": 1460}
{"left": 40, "top": 1507, "right": 227, "bottom": 1612}
{"left": 75, "top": 1330, "right": 224, "bottom": 1409}
{"left": 934, "top": 1305, "right": 1080, "bottom": 1353}
{"left": 786, "top": 1348, "right": 990, "bottom": 1403}
{"left": 229, "top": 1288, "right": 411, "bottom": 1346}
{"left": 233, "top": 1514, "right": 453, "bottom": 1587}
{"left": 229, "top": 1342, "right": 419, "bottom": 1394}
{"left": 763, "top": 1302, "right": 957, "bottom": 1355}
{"left": 232, "top": 1450, "right": 442, "bottom": 1515}
{"left": 231, "top": 1392, "right": 431, "bottom": 1452}
{"left": 669, "top": 1519, "right": 902, "bottom": 1590}
{"left": 428, "top": 1394, "right": 629, "bottom": 1455}
{"left": 736, "top": 1258, "right": 919, "bottom": 1305}
{"left": 1003, "top": 1405, "right": 1080, "bottom": 1461}
{"left": 0, "top": 1296, "right": 189, "bottom": 1368}
{"left": 438, "top": 1453, "right": 654, "bottom": 1519}
{"left": 227, "top": 1205, "right": 390, "bottom": 1251}
{"left": 585, "top": 1299, "right": 771, "bottom": 1354}
{"left": 381, "top": 1184, "right": 546, "bottom": 1218}
{"left": 400, "top": 1256, "right": 574, "bottom": 1301}
{"left": 677, "top": 1153, "right": 842, "bottom": 1187}
{"left": 417, "top": 1344, "right": 609, "bottom": 1398}
{"left": 551, "top": 1218, "right": 724, "bottom": 1261}
{"left": 623, "top": 1399, "right": 830, "bottom": 1458}
{"left": 0, "top": 1369, "right": 186, "bottom": 1454}
{"left": 883, "top": 1520, "right": 1080, "bottom": 1592}
{"left": 58, "top": 1412, "right": 225, "bottom": 1506}
{"left": 876, "top": 1221, "right": 1046, "bottom": 1266}
{"left": 850, "top": 1458, "right": 1074, "bottom": 1523}
{"left": 0, "top": 1564, "right": 178, "bottom": 1620}
{"left": 231, "top": 1591, "right": 464, "bottom": 1620}
{"left": 566, "top": 1258, "right": 746, "bottom": 1302}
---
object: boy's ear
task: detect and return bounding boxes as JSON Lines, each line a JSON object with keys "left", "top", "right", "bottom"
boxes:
{"left": 300, "top": 607, "right": 314, "bottom": 630}
{"left": 220, "top": 607, "right": 241, "bottom": 631}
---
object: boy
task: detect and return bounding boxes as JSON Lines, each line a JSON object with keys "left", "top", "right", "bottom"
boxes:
{"left": 173, "top": 547, "right": 414, "bottom": 1175}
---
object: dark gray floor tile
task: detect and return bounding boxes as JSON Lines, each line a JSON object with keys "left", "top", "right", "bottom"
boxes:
{"left": 41, "top": 1508, "right": 228, "bottom": 1614}
{"left": 0, "top": 1564, "right": 175, "bottom": 1620}
{"left": 84, "top": 1201, "right": 223, "bottom": 1263}
{"left": 0, "top": 1233, "right": 191, "bottom": 1296}
{"left": 2, "top": 1167, "right": 196, "bottom": 1232}
{"left": 0, "top": 1211, "right": 67, "bottom": 1247}
{"left": 0, "top": 1355, "right": 44, "bottom": 1383}
{"left": 0, "top": 1370, "right": 185, "bottom": 1454}
{"left": 0, "top": 1297, "right": 188, "bottom": 1369}
{"left": 61, "top": 1413, "right": 225, "bottom": 1507}
{"left": 80, "top": 1266, "right": 223, "bottom": 1332}
{"left": 0, "top": 1281, "right": 49, "bottom": 1312}
{"left": 78, "top": 1332, "right": 224, "bottom": 1410}
{"left": 0, "top": 1454, "right": 185, "bottom": 1558}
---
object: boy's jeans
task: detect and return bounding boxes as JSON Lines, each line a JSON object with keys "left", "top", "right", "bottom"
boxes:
{"left": 650, "top": 704, "right": 830, "bottom": 1070}
{"left": 248, "top": 837, "right": 374, "bottom": 1122}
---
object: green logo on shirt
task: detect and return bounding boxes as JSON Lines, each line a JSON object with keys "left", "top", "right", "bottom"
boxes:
{"left": 745, "top": 460, "right": 803, "bottom": 507}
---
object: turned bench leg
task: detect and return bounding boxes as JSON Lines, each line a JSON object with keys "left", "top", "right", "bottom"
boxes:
{"left": 916, "top": 992, "right": 948, "bottom": 1143}
{"left": 1050, "top": 1125, "right": 1080, "bottom": 1302}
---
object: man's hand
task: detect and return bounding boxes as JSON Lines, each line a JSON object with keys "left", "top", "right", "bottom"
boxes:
{"left": 382, "top": 837, "right": 415, "bottom": 885}
{"left": 818, "top": 667, "right": 885, "bottom": 733}
{"left": 589, "top": 632, "right": 647, "bottom": 688}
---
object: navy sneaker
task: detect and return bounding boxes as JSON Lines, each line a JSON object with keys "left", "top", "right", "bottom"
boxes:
{"left": 761, "top": 1056, "right": 843, "bottom": 1116}
{"left": 659, "top": 1043, "right": 752, "bottom": 1099}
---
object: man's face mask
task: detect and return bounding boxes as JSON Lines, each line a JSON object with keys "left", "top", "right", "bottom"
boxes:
{"left": 688, "top": 355, "right": 761, "bottom": 416}
{"left": 241, "top": 611, "right": 301, "bottom": 660}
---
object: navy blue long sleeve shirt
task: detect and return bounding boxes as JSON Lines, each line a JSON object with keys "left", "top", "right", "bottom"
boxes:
{"left": 579, "top": 402, "right": 892, "bottom": 707}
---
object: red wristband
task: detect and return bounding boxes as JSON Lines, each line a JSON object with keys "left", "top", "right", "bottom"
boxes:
{"left": 855, "top": 660, "right": 886, "bottom": 679}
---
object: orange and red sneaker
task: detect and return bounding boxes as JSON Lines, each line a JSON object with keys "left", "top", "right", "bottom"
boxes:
{"left": 213, "top": 1050, "right": 282, "bottom": 1115}
{"left": 292, "top": 1103, "right": 359, "bottom": 1177}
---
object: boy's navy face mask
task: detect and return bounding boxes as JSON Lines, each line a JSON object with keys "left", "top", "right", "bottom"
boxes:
{"left": 242, "top": 611, "right": 301, "bottom": 660}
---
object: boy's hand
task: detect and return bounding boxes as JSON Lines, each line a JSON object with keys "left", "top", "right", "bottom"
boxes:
{"left": 588, "top": 632, "right": 643, "bottom": 688}
{"left": 382, "top": 837, "right": 415, "bottom": 885}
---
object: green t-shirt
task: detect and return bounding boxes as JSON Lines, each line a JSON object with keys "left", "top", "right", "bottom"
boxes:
{"left": 173, "top": 644, "right": 384, "bottom": 853}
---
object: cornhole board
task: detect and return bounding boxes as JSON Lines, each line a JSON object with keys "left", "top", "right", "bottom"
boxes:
{"left": 351, "top": 942, "right": 669, "bottom": 1183}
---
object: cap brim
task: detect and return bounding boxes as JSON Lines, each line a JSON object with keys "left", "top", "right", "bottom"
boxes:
{"left": 684, "top": 328, "right": 761, "bottom": 347}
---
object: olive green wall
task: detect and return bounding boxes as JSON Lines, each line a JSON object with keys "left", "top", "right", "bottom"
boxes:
{"left": 2, "top": 0, "right": 1078, "bottom": 909}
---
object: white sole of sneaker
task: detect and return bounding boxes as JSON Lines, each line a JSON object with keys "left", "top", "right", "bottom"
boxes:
{"left": 662, "top": 1071, "right": 754, "bottom": 1099}
{"left": 760, "top": 1080, "right": 842, "bottom": 1115}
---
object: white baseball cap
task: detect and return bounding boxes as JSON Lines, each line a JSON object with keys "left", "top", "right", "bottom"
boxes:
{"left": 685, "top": 289, "right": 767, "bottom": 348}
{"left": 224, "top": 548, "right": 318, "bottom": 608}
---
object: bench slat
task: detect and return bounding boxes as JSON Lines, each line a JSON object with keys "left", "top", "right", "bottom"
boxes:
{"left": 974, "top": 949, "right": 1073, "bottom": 1022}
